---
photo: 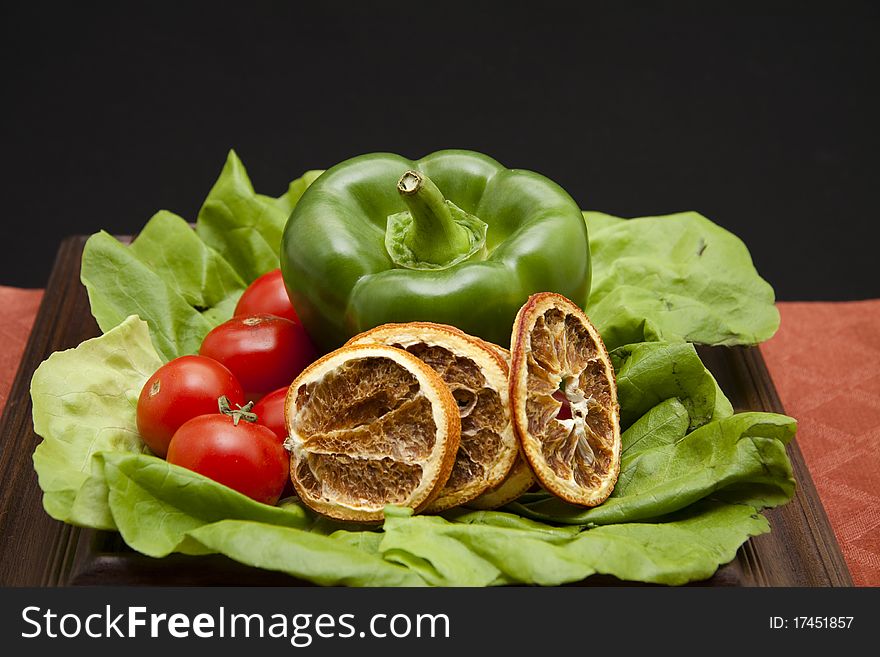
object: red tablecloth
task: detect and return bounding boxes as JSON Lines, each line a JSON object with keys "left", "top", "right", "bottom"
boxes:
{"left": 0, "top": 288, "right": 43, "bottom": 410}
{"left": 759, "top": 300, "right": 880, "bottom": 587}
{"left": 1, "top": 287, "right": 877, "bottom": 586}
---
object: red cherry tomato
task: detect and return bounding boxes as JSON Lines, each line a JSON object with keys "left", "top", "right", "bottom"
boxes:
{"left": 167, "top": 414, "right": 289, "bottom": 505}
{"left": 253, "top": 387, "right": 296, "bottom": 500}
{"left": 199, "top": 314, "right": 317, "bottom": 402}
{"left": 234, "top": 269, "right": 300, "bottom": 324}
{"left": 136, "top": 355, "right": 245, "bottom": 458}
{"left": 252, "top": 386, "right": 290, "bottom": 441}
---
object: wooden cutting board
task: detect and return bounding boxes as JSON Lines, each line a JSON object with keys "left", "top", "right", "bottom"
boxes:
{"left": 0, "top": 236, "right": 853, "bottom": 586}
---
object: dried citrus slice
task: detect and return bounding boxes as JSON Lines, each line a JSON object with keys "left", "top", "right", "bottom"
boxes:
{"left": 347, "top": 323, "right": 518, "bottom": 512}
{"left": 509, "top": 292, "right": 620, "bottom": 507}
{"left": 284, "top": 344, "right": 460, "bottom": 522}
{"left": 467, "top": 454, "right": 536, "bottom": 509}
{"left": 466, "top": 344, "right": 537, "bottom": 510}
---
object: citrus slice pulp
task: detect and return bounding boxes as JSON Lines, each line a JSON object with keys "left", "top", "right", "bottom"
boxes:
{"left": 509, "top": 293, "right": 621, "bottom": 507}
{"left": 284, "top": 344, "right": 460, "bottom": 522}
{"left": 347, "top": 323, "right": 518, "bottom": 512}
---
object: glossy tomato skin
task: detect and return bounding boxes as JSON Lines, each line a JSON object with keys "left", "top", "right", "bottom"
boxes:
{"left": 252, "top": 386, "right": 290, "bottom": 441}
{"left": 234, "top": 269, "right": 300, "bottom": 324}
{"left": 167, "top": 414, "right": 290, "bottom": 505}
{"left": 136, "top": 355, "right": 245, "bottom": 458}
{"left": 252, "top": 386, "right": 296, "bottom": 500}
{"left": 199, "top": 314, "right": 317, "bottom": 401}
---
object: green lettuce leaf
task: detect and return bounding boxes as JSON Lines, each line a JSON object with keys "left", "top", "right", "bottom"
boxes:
{"left": 379, "top": 501, "right": 769, "bottom": 586}
{"left": 101, "top": 452, "right": 310, "bottom": 557}
{"left": 81, "top": 154, "right": 320, "bottom": 360}
{"left": 270, "top": 169, "right": 325, "bottom": 218}
{"left": 511, "top": 411, "right": 796, "bottom": 525}
{"left": 128, "top": 211, "right": 247, "bottom": 328}
{"left": 189, "top": 521, "right": 426, "bottom": 587}
{"left": 96, "top": 451, "right": 425, "bottom": 585}
{"left": 585, "top": 211, "right": 780, "bottom": 349}
{"left": 81, "top": 229, "right": 221, "bottom": 362}
{"left": 31, "top": 316, "right": 162, "bottom": 529}
{"left": 195, "top": 150, "right": 323, "bottom": 283}
{"left": 613, "top": 340, "right": 733, "bottom": 431}
{"left": 621, "top": 397, "right": 691, "bottom": 458}
{"left": 82, "top": 209, "right": 251, "bottom": 360}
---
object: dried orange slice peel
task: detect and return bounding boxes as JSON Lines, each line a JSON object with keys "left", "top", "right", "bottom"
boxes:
{"left": 284, "top": 344, "right": 460, "bottom": 522}
{"left": 509, "top": 293, "right": 621, "bottom": 507}
{"left": 467, "top": 453, "right": 536, "bottom": 509}
{"left": 348, "top": 323, "right": 518, "bottom": 512}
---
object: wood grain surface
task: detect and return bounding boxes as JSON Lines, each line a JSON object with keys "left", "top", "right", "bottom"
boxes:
{"left": 0, "top": 236, "right": 853, "bottom": 586}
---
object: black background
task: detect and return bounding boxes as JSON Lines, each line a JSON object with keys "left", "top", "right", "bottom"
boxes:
{"left": 2, "top": 1, "right": 878, "bottom": 299}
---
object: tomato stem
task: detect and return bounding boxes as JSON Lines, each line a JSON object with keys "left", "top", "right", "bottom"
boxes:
{"left": 218, "top": 395, "right": 258, "bottom": 425}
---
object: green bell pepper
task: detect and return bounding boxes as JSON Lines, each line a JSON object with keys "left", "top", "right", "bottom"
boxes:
{"left": 281, "top": 149, "right": 590, "bottom": 351}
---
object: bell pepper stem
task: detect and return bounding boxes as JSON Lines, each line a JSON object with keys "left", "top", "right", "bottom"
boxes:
{"left": 398, "top": 170, "right": 472, "bottom": 265}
